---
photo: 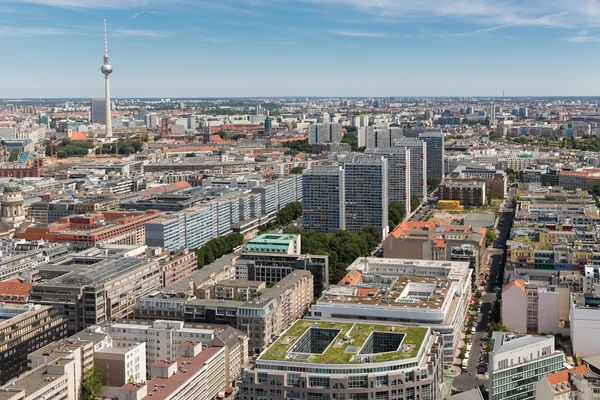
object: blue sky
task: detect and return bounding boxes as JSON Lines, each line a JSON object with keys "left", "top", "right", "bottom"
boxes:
{"left": 2, "top": 0, "right": 600, "bottom": 98}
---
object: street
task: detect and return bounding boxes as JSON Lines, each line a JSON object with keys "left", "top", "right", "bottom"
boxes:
{"left": 451, "top": 187, "right": 516, "bottom": 394}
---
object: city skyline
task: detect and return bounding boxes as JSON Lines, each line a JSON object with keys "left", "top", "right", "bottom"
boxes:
{"left": 3, "top": 0, "right": 600, "bottom": 98}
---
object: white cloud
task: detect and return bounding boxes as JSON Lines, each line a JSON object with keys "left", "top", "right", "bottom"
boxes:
{"left": 565, "top": 34, "right": 600, "bottom": 42}
{"left": 327, "top": 29, "right": 387, "bottom": 37}
{"left": 0, "top": 26, "right": 65, "bottom": 36}
{"left": 306, "top": 0, "right": 595, "bottom": 29}
{"left": 113, "top": 28, "right": 170, "bottom": 38}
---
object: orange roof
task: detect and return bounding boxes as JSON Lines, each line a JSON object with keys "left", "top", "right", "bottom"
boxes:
{"left": 503, "top": 279, "right": 525, "bottom": 294}
{"left": 70, "top": 131, "right": 89, "bottom": 141}
{"left": 0, "top": 278, "right": 33, "bottom": 303}
{"left": 434, "top": 239, "right": 446, "bottom": 248}
{"left": 210, "top": 134, "right": 226, "bottom": 143}
{"left": 356, "top": 287, "right": 379, "bottom": 297}
{"left": 270, "top": 136, "right": 308, "bottom": 143}
{"left": 388, "top": 221, "right": 440, "bottom": 239}
{"left": 339, "top": 270, "right": 362, "bottom": 286}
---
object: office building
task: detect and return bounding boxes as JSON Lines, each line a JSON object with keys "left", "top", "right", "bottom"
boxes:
{"left": 0, "top": 304, "right": 68, "bottom": 385}
{"left": 343, "top": 154, "right": 389, "bottom": 237}
{"left": 134, "top": 270, "right": 314, "bottom": 356}
{"left": 90, "top": 98, "right": 107, "bottom": 124}
{"left": 17, "top": 211, "right": 159, "bottom": 250}
{"left": 310, "top": 257, "right": 472, "bottom": 363}
{"left": 501, "top": 279, "right": 561, "bottom": 334}
{"left": 366, "top": 146, "right": 411, "bottom": 215}
{"left": 29, "top": 251, "right": 163, "bottom": 334}
{"left": 307, "top": 123, "right": 343, "bottom": 144}
{"left": 0, "top": 357, "right": 79, "bottom": 400}
{"left": 450, "top": 165, "right": 507, "bottom": 199}
{"left": 239, "top": 250, "right": 329, "bottom": 297}
{"left": 488, "top": 332, "right": 565, "bottom": 400}
{"left": 419, "top": 130, "right": 445, "bottom": 180}
{"left": 302, "top": 166, "right": 345, "bottom": 232}
{"left": 237, "top": 270, "right": 314, "bottom": 354}
{"left": 117, "top": 342, "right": 226, "bottom": 400}
{"left": 438, "top": 180, "right": 486, "bottom": 206}
{"left": 396, "top": 137, "right": 428, "bottom": 200}
{"left": 95, "top": 342, "right": 146, "bottom": 386}
{"left": 239, "top": 320, "right": 443, "bottom": 400}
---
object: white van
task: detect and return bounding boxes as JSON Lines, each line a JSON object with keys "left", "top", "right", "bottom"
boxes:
{"left": 461, "top": 359, "right": 468, "bottom": 371}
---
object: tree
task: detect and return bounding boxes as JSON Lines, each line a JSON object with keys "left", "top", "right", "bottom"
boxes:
{"left": 186, "top": 153, "right": 196, "bottom": 157}
{"left": 341, "top": 131, "right": 359, "bottom": 151}
{"left": 410, "top": 195, "right": 421, "bottom": 213}
{"left": 485, "top": 229, "right": 497, "bottom": 247}
{"left": 427, "top": 177, "right": 440, "bottom": 192}
{"left": 81, "top": 366, "right": 103, "bottom": 400}
{"left": 508, "top": 173, "right": 517, "bottom": 182}
{"left": 388, "top": 202, "right": 406, "bottom": 229}
{"left": 8, "top": 151, "right": 18, "bottom": 162}
{"left": 290, "top": 166, "right": 305, "bottom": 174}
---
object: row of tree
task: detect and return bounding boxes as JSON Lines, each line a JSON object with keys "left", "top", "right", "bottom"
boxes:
{"left": 193, "top": 233, "right": 244, "bottom": 269}
{"left": 47, "top": 139, "right": 94, "bottom": 158}
{"left": 389, "top": 202, "right": 406, "bottom": 230}
{"left": 259, "top": 202, "right": 302, "bottom": 232}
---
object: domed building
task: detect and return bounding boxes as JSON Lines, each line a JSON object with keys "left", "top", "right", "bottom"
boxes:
{"left": 0, "top": 180, "right": 29, "bottom": 238}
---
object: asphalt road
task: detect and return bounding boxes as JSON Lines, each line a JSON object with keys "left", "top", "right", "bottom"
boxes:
{"left": 452, "top": 187, "right": 516, "bottom": 394}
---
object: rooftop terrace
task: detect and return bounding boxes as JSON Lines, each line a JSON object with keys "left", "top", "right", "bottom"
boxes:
{"left": 259, "top": 320, "right": 428, "bottom": 364}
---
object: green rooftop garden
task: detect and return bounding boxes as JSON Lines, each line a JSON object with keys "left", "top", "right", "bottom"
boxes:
{"left": 260, "top": 320, "right": 428, "bottom": 364}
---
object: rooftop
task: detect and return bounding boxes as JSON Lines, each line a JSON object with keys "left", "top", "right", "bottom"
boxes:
{"left": 319, "top": 274, "right": 450, "bottom": 309}
{"left": 259, "top": 320, "right": 428, "bottom": 364}
{"left": 242, "top": 233, "right": 298, "bottom": 254}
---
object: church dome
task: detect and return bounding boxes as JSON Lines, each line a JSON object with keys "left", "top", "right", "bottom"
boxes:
{"left": 3, "top": 180, "right": 21, "bottom": 194}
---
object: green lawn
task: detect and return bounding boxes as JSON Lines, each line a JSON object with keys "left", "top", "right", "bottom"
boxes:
{"left": 260, "top": 320, "right": 428, "bottom": 364}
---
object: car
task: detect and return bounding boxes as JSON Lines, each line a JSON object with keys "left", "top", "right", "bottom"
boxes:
{"left": 471, "top": 327, "right": 476, "bottom": 334}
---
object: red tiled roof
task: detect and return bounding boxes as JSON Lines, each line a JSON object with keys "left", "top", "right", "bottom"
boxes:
{"left": 503, "top": 279, "right": 525, "bottom": 294}
{"left": 339, "top": 270, "right": 362, "bottom": 286}
{"left": 70, "top": 131, "right": 89, "bottom": 141}
{"left": 0, "top": 278, "right": 33, "bottom": 303}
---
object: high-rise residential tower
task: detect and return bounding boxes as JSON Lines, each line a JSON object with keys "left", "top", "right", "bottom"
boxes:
{"left": 302, "top": 166, "right": 345, "bottom": 232}
{"left": 366, "top": 146, "right": 411, "bottom": 216}
{"left": 308, "top": 123, "right": 343, "bottom": 144}
{"left": 343, "top": 153, "right": 389, "bottom": 238}
{"left": 362, "top": 125, "right": 403, "bottom": 149}
{"left": 101, "top": 18, "right": 113, "bottom": 138}
{"left": 396, "top": 138, "right": 427, "bottom": 200}
{"left": 418, "top": 130, "right": 445, "bottom": 181}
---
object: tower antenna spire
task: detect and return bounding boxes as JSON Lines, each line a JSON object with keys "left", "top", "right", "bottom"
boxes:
{"left": 104, "top": 18, "right": 108, "bottom": 58}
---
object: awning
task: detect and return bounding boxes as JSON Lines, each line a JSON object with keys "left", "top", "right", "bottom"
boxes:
{"left": 225, "top": 388, "right": 233, "bottom": 394}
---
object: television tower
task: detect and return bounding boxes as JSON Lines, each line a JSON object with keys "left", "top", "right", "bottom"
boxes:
{"left": 101, "top": 18, "right": 113, "bottom": 138}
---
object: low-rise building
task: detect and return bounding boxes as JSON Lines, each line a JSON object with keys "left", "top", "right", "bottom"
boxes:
{"left": 239, "top": 320, "right": 444, "bottom": 400}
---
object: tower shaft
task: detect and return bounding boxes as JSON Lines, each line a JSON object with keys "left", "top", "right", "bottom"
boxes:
{"left": 105, "top": 75, "right": 113, "bottom": 138}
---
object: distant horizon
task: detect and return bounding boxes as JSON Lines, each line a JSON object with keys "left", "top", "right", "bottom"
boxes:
{"left": 4, "top": 95, "right": 600, "bottom": 102}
